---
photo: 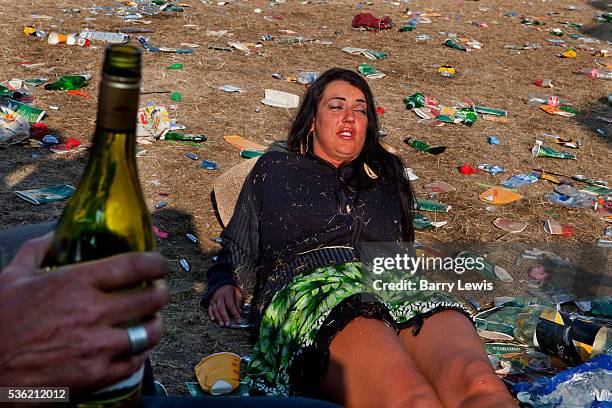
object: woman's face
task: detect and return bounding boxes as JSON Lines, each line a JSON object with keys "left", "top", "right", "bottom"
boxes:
{"left": 312, "top": 80, "right": 368, "bottom": 167}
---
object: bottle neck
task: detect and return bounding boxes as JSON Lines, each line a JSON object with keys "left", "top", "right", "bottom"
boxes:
{"left": 96, "top": 73, "right": 140, "bottom": 132}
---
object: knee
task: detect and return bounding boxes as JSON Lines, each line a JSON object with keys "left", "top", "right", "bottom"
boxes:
{"left": 378, "top": 371, "right": 443, "bottom": 408}
{"left": 457, "top": 360, "right": 515, "bottom": 407}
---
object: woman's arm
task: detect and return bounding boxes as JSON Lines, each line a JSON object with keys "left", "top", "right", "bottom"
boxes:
{"left": 202, "top": 163, "right": 263, "bottom": 326}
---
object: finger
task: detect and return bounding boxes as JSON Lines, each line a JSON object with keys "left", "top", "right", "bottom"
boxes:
{"left": 117, "top": 314, "right": 165, "bottom": 357}
{"left": 212, "top": 303, "right": 225, "bottom": 327}
{"left": 217, "top": 299, "right": 231, "bottom": 326}
{"left": 208, "top": 304, "right": 216, "bottom": 321}
{"left": 69, "top": 252, "right": 166, "bottom": 291}
{"left": 9, "top": 231, "right": 54, "bottom": 269}
{"left": 103, "top": 353, "right": 150, "bottom": 390}
{"left": 227, "top": 294, "right": 242, "bottom": 321}
{"left": 234, "top": 289, "right": 244, "bottom": 311}
{"left": 104, "top": 280, "right": 170, "bottom": 325}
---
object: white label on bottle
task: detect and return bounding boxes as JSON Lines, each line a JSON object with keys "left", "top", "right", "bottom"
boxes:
{"left": 93, "top": 364, "right": 143, "bottom": 394}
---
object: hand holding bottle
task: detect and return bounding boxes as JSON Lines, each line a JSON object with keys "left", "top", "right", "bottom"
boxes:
{"left": 0, "top": 232, "right": 170, "bottom": 392}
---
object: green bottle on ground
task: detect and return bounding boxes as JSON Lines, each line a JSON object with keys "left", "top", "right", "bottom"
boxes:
{"left": 403, "top": 92, "right": 425, "bottom": 110}
{"left": 44, "top": 75, "right": 90, "bottom": 91}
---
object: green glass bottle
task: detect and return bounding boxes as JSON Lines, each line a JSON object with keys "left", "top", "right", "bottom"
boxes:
{"left": 403, "top": 92, "right": 425, "bottom": 110}
{"left": 404, "top": 137, "right": 430, "bottom": 152}
{"left": 44, "top": 75, "right": 90, "bottom": 91}
{"left": 43, "top": 45, "right": 153, "bottom": 407}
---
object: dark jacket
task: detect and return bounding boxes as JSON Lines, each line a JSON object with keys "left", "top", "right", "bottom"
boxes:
{"left": 203, "top": 150, "right": 405, "bottom": 330}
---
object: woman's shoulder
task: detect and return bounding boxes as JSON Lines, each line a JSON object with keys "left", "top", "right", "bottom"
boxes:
{"left": 252, "top": 150, "right": 300, "bottom": 171}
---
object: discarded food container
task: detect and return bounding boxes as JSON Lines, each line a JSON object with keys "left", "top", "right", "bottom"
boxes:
{"left": 195, "top": 352, "right": 240, "bottom": 395}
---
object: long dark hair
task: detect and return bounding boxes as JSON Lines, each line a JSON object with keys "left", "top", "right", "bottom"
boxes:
{"left": 287, "top": 68, "right": 415, "bottom": 242}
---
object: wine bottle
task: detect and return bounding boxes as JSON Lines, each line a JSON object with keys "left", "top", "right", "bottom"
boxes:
{"left": 43, "top": 44, "right": 153, "bottom": 407}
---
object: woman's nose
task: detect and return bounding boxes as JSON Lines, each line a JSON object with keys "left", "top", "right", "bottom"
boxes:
{"left": 343, "top": 109, "right": 355, "bottom": 122}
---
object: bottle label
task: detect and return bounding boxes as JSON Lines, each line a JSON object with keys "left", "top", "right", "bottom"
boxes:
{"left": 76, "top": 365, "right": 143, "bottom": 407}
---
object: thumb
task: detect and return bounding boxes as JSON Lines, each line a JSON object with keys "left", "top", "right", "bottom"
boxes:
{"left": 8, "top": 231, "right": 54, "bottom": 269}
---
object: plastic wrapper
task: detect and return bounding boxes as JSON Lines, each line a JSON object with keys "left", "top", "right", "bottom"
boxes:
{"left": 513, "top": 354, "right": 612, "bottom": 407}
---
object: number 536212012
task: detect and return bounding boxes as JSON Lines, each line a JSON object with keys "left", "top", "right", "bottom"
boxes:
{"left": 1, "top": 387, "right": 69, "bottom": 402}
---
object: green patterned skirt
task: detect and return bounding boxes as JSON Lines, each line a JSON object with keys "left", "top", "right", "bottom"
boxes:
{"left": 245, "top": 262, "right": 470, "bottom": 397}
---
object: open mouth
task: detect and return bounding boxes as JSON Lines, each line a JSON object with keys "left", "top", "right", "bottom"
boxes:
{"left": 338, "top": 129, "right": 354, "bottom": 139}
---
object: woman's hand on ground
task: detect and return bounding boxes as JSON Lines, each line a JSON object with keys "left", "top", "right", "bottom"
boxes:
{"left": 208, "top": 285, "right": 243, "bottom": 326}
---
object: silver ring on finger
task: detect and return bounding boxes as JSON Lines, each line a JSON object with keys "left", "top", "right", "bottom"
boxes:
{"left": 126, "top": 325, "right": 149, "bottom": 355}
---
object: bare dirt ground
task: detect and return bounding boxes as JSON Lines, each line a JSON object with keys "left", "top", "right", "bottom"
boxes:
{"left": 0, "top": 0, "right": 610, "bottom": 397}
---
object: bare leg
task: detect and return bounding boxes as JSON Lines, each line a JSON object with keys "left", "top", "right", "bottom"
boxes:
{"left": 399, "top": 310, "right": 517, "bottom": 408}
{"left": 321, "top": 317, "right": 443, "bottom": 408}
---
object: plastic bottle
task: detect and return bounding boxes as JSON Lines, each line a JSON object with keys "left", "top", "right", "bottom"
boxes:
{"left": 79, "top": 30, "right": 131, "bottom": 44}
{"left": 297, "top": 71, "right": 319, "bottom": 85}
{"left": 44, "top": 75, "right": 90, "bottom": 91}
{"left": 403, "top": 92, "right": 425, "bottom": 110}
{"left": 576, "top": 68, "right": 612, "bottom": 80}
{"left": 526, "top": 93, "right": 569, "bottom": 106}
{"left": 48, "top": 32, "right": 89, "bottom": 47}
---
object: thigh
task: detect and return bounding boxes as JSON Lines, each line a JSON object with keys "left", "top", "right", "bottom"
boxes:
{"left": 321, "top": 317, "right": 443, "bottom": 408}
{"left": 0, "top": 222, "right": 56, "bottom": 269}
{"left": 399, "top": 310, "right": 516, "bottom": 408}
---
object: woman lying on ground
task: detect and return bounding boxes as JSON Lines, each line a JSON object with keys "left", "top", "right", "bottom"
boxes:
{"left": 201, "top": 68, "right": 517, "bottom": 408}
